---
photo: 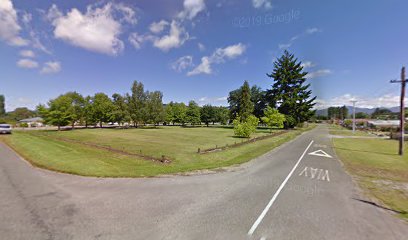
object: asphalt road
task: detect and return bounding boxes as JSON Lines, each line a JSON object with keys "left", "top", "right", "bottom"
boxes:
{"left": 0, "top": 125, "right": 407, "bottom": 240}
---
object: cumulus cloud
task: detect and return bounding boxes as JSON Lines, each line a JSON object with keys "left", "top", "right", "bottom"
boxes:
{"left": 41, "top": 61, "right": 61, "bottom": 74}
{"left": 315, "top": 94, "right": 401, "bottom": 109}
{"left": 149, "top": 20, "right": 169, "bottom": 34}
{"left": 17, "top": 58, "right": 39, "bottom": 68}
{"left": 153, "top": 20, "right": 189, "bottom": 52}
{"left": 252, "top": 0, "right": 272, "bottom": 10}
{"left": 306, "top": 69, "right": 331, "bottom": 79}
{"left": 188, "top": 43, "right": 246, "bottom": 76}
{"left": 178, "top": 0, "right": 206, "bottom": 20}
{"left": 47, "top": 2, "right": 136, "bottom": 55}
{"left": 171, "top": 56, "right": 194, "bottom": 72}
{"left": 0, "top": 0, "right": 29, "bottom": 46}
{"left": 19, "top": 49, "right": 35, "bottom": 58}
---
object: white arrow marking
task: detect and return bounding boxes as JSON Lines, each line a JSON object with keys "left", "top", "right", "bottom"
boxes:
{"left": 308, "top": 149, "right": 332, "bottom": 158}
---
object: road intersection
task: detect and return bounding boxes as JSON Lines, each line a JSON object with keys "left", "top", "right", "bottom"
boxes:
{"left": 0, "top": 125, "right": 407, "bottom": 239}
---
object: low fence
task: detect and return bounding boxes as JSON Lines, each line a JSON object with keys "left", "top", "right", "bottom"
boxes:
{"left": 198, "top": 130, "right": 289, "bottom": 154}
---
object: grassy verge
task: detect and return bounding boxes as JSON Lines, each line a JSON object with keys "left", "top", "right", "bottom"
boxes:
{"left": 333, "top": 137, "right": 408, "bottom": 220}
{"left": 0, "top": 125, "right": 315, "bottom": 177}
{"left": 329, "top": 124, "right": 372, "bottom": 137}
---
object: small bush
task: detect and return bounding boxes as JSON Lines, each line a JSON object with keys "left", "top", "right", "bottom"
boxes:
{"left": 233, "top": 115, "right": 259, "bottom": 138}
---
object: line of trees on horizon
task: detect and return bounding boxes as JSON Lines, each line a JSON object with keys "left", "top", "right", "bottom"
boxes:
{"left": 36, "top": 81, "right": 231, "bottom": 130}
{"left": 1, "top": 50, "right": 317, "bottom": 133}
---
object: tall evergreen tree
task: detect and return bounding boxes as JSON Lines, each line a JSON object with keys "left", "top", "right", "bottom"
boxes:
{"left": 265, "top": 50, "right": 316, "bottom": 128}
{"left": 238, "top": 81, "right": 254, "bottom": 121}
{"left": 228, "top": 84, "right": 265, "bottom": 120}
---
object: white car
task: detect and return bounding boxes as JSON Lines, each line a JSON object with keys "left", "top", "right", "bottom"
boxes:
{"left": 0, "top": 124, "right": 12, "bottom": 134}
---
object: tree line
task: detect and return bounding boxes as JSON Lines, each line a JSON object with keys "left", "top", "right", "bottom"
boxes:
{"left": 2, "top": 50, "right": 317, "bottom": 134}
{"left": 36, "top": 81, "right": 231, "bottom": 130}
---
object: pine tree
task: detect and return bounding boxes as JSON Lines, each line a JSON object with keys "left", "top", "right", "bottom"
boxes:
{"left": 265, "top": 50, "right": 316, "bottom": 128}
{"left": 239, "top": 81, "right": 254, "bottom": 122}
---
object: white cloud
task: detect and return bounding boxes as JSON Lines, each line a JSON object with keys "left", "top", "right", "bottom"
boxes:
{"left": 47, "top": 3, "right": 136, "bottom": 55}
{"left": 29, "top": 30, "right": 51, "bottom": 54}
{"left": 41, "top": 61, "right": 61, "bottom": 74}
{"left": 187, "top": 56, "right": 211, "bottom": 76}
{"left": 171, "top": 56, "right": 194, "bottom": 72}
{"left": 188, "top": 43, "right": 246, "bottom": 76}
{"left": 178, "top": 0, "right": 206, "bottom": 20}
{"left": 198, "top": 42, "right": 205, "bottom": 51}
{"left": 153, "top": 20, "right": 189, "bottom": 52}
{"left": 0, "top": 0, "right": 29, "bottom": 46}
{"left": 301, "top": 61, "right": 316, "bottom": 69}
{"left": 252, "top": 0, "right": 272, "bottom": 10}
{"left": 197, "top": 96, "right": 228, "bottom": 106}
{"left": 128, "top": 32, "right": 149, "bottom": 49}
{"left": 316, "top": 94, "right": 401, "bottom": 109}
{"left": 17, "top": 58, "right": 39, "bottom": 68}
{"left": 5, "top": 96, "right": 36, "bottom": 112}
{"left": 21, "top": 12, "right": 32, "bottom": 25}
{"left": 278, "top": 27, "right": 322, "bottom": 50}
{"left": 19, "top": 49, "right": 35, "bottom": 58}
{"left": 278, "top": 43, "right": 291, "bottom": 50}
{"left": 306, "top": 27, "right": 321, "bottom": 34}
{"left": 149, "top": 20, "right": 169, "bottom": 34}
{"left": 306, "top": 69, "right": 331, "bottom": 79}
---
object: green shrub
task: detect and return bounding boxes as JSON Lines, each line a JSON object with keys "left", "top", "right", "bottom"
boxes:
{"left": 233, "top": 115, "right": 259, "bottom": 138}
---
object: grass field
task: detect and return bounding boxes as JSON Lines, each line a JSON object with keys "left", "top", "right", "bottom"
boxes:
{"left": 328, "top": 124, "right": 373, "bottom": 137}
{"left": 0, "top": 126, "right": 314, "bottom": 177}
{"left": 333, "top": 137, "right": 408, "bottom": 220}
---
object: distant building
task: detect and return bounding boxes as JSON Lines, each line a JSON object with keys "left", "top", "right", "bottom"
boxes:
{"left": 19, "top": 117, "right": 44, "bottom": 127}
{"left": 367, "top": 120, "right": 400, "bottom": 129}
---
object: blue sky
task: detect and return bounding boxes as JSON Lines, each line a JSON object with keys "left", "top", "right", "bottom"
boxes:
{"left": 1, "top": 0, "right": 407, "bottom": 111}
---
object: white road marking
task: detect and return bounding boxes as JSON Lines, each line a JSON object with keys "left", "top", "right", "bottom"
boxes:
{"left": 299, "top": 167, "right": 330, "bottom": 182}
{"left": 308, "top": 149, "right": 332, "bottom": 158}
{"left": 247, "top": 140, "right": 314, "bottom": 236}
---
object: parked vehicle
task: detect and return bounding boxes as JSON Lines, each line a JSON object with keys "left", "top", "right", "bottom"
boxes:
{"left": 0, "top": 124, "right": 12, "bottom": 134}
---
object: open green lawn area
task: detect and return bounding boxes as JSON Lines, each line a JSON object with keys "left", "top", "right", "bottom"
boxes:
{"left": 333, "top": 138, "right": 408, "bottom": 220}
{"left": 0, "top": 126, "right": 314, "bottom": 177}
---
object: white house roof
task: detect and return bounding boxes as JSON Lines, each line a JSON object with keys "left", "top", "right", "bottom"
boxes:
{"left": 19, "top": 117, "right": 44, "bottom": 123}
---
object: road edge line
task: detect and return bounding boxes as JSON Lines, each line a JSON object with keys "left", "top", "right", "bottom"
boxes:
{"left": 247, "top": 140, "right": 314, "bottom": 236}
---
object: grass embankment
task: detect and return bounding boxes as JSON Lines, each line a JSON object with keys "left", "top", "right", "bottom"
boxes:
{"left": 329, "top": 124, "right": 372, "bottom": 137}
{"left": 333, "top": 134, "right": 408, "bottom": 220}
{"left": 0, "top": 125, "right": 314, "bottom": 177}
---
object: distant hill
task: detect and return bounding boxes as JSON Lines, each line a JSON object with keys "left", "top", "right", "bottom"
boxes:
{"left": 315, "top": 106, "right": 400, "bottom": 116}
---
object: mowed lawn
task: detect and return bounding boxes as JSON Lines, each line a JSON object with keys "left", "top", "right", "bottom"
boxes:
{"left": 1, "top": 126, "right": 313, "bottom": 177}
{"left": 328, "top": 124, "right": 372, "bottom": 137}
{"left": 333, "top": 137, "right": 408, "bottom": 220}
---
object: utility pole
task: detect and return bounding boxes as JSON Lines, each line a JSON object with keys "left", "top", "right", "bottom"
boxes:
{"left": 390, "top": 67, "right": 407, "bottom": 156}
{"left": 351, "top": 100, "right": 357, "bottom": 134}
